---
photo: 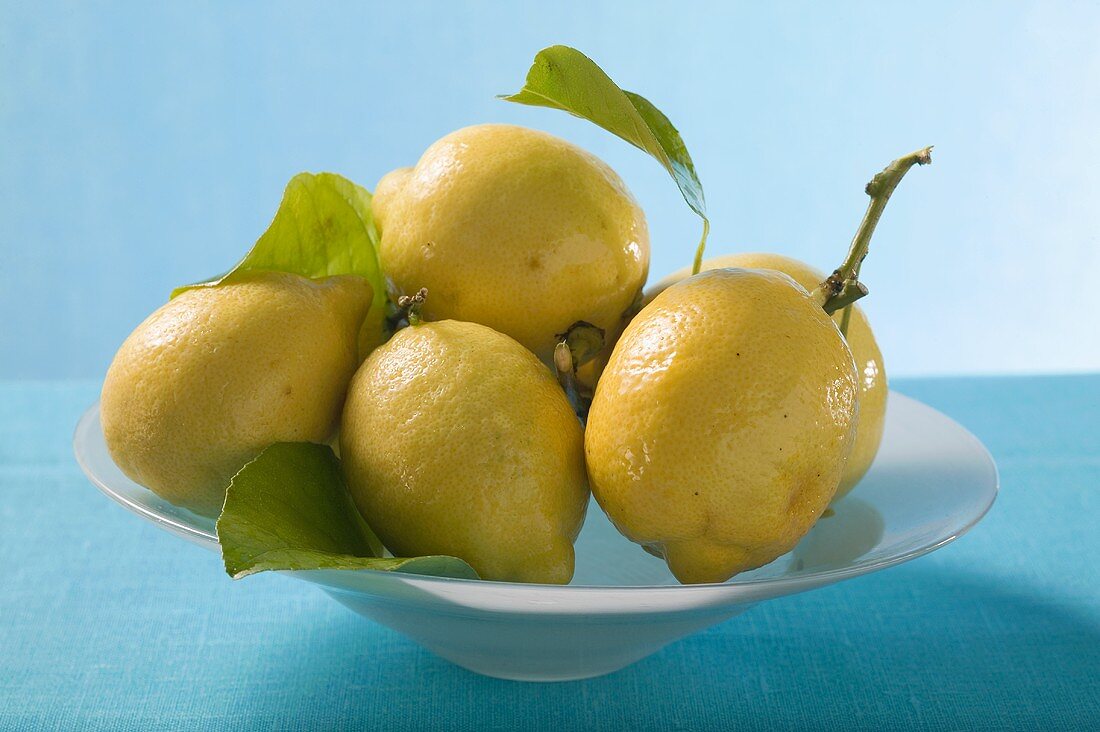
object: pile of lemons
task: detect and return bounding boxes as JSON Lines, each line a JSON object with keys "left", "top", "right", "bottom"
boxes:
{"left": 102, "top": 124, "right": 889, "bottom": 585}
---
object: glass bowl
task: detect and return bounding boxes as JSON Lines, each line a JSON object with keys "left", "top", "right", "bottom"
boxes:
{"left": 74, "top": 392, "right": 996, "bottom": 681}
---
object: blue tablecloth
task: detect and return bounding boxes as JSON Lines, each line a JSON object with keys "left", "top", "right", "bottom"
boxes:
{"left": 2, "top": 376, "right": 1097, "bottom": 730}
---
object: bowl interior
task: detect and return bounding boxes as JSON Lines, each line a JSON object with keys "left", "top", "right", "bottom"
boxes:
{"left": 74, "top": 392, "right": 997, "bottom": 592}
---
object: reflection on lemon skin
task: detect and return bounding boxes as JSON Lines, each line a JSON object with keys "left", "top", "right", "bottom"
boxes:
{"left": 587, "top": 268, "right": 859, "bottom": 584}
{"left": 649, "top": 252, "right": 887, "bottom": 499}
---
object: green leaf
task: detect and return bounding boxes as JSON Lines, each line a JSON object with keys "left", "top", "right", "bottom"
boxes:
{"left": 216, "top": 443, "right": 479, "bottom": 581}
{"left": 501, "top": 45, "right": 710, "bottom": 272}
{"left": 172, "top": 172, "right": 388, "bottom": 347}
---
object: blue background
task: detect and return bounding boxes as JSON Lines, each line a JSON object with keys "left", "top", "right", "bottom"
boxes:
{"left": 2, "top": 1, "right": 1099, "bottom": 379}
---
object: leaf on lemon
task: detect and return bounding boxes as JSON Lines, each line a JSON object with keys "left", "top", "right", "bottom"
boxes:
{"left": 501, "top": 45, "right": 709, "bottom": 270}
{"left": 216, "top": 442, "right": 478, "bottom": 581}
{"left": 172, "top": 172, "right": 388, "bottom": 348}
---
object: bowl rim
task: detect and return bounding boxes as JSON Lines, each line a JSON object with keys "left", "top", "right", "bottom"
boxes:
{"left": 74, "top": 391, "right": 998, "bottom": 596}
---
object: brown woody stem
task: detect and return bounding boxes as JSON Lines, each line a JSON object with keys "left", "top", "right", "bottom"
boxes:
{"left": 814, "top": 147, "right": 933, "bottom": 315}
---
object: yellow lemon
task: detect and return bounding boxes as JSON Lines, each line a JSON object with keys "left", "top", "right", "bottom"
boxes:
{"left": 373, "top": 123, "right": 649, "bottom": 364}
{"left": 585, "top": 268, "right": 859, "bottom": 584}
{"left": 101, "top": 272, "right": 372, "bottom": 516}
{"left": 650, "top": 252, "right": 885, "bottom": 497}
{"left": 340, "top": 319, "right": 589, "bottom": 584}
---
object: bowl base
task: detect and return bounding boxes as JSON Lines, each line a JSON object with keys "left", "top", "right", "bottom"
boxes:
{"left": 325, "top": 588, "right": 754, "bottom": 681}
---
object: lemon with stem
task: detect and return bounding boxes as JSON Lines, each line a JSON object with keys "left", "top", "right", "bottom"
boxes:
{"left": 649, "top": 252, "right": 885, "bottom": 498}
{"left": 585, "top": 149, "right": 930, "bottom": 584}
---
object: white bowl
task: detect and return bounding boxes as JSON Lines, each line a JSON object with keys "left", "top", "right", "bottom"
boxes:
{"left": 74, "top": 392, "right": 996, "bottom": 681}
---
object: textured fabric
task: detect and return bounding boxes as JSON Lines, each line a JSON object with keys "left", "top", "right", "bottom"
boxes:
{"left": 1, "top": 376, "right": 1097, "bottom": 731}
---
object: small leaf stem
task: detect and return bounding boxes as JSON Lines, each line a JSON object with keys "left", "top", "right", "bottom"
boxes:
{"left": 813, "top": 147, "right": 932, "bottom": 314}
{"left": 838, "top": 304, "right": 853, "bottom": 338}
{"left": 691, "top": 218, "right": 711, "bottom": 276}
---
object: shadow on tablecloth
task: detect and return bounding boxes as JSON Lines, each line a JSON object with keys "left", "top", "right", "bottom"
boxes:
{"left": 225, "top": 565, "right": 1100, "bottom": 731}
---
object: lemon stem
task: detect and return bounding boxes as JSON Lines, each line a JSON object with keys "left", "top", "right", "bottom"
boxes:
{"left": 553, "top": 322, "right": 604, "bottom": 421}
{"left": 814, "top": 147, "right": 933, "bottom": 315}
{"left": 396, "top": 288, "right": 429, "bottom": 326}
{"left": 557, "top": 321, "right": 605, "bottom": 369}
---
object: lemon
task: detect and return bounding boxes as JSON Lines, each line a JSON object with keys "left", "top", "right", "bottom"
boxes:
{"left": 101, "top": 272, "right": 372, "bottom": 515}
{"left": 650, "top": 252, "right": 885, "bottom": 497}
{"left": 585, "top": 268, "right": 859, "bottom": 584}
{"left": 340, "top": 319, "right": 589, "bottom": 584}
{"left": 373, "top": 123, "right": 649, "bottom": 364}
